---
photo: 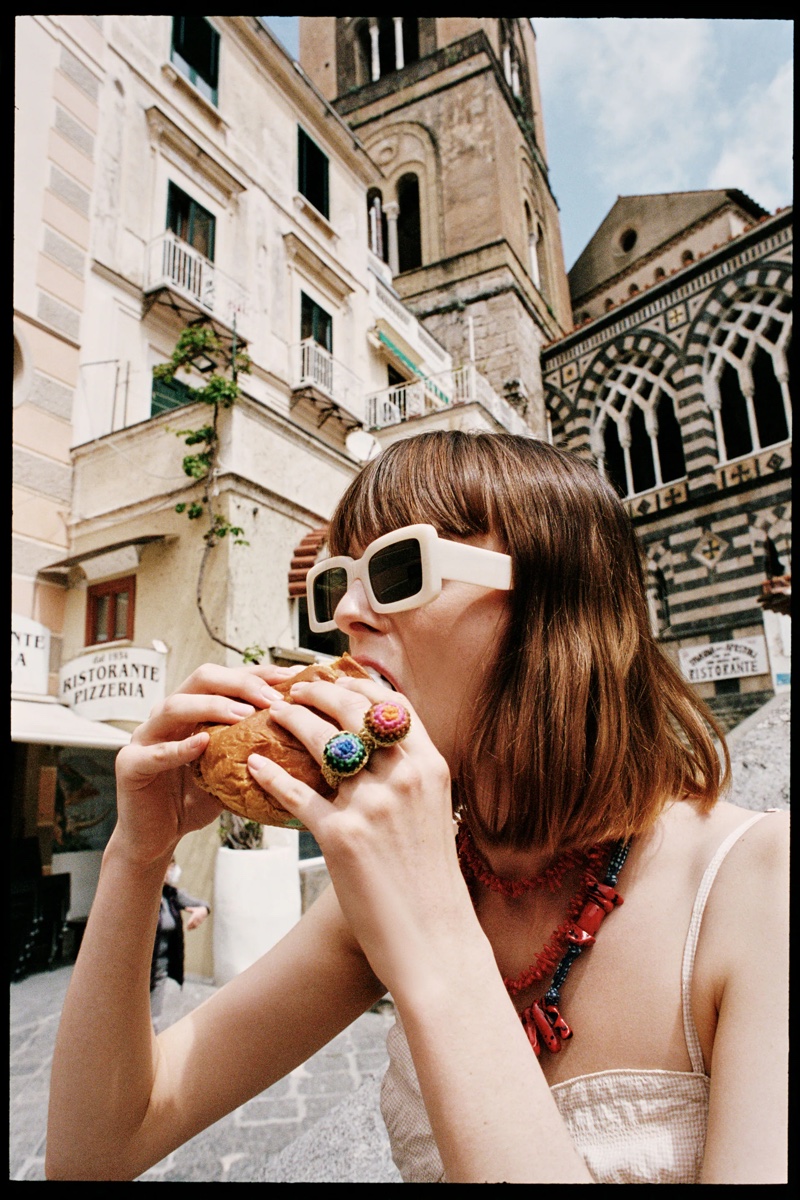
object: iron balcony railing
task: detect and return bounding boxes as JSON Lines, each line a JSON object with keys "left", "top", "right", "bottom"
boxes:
{"left": 144, "top": 231, "right": 248, "bottom": 336}
{"left": 365, "top": 363, "right": 531, "bottom": 436}
{"left": 292, "top": 339, "right": 363, "bottom": 422}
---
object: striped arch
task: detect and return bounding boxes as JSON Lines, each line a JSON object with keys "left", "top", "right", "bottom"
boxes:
{"left": 575, "top": 331, "right": 685, "bottom": 495}
{"left": 643, "top": 539, "right": 673, "bottom": 635}
{"left": 685, "top": 260, "right": 793, "bottom": 363}
{"left": 685, "top": 261, "right": 792, "bottom": 466}
{"left": 543, "top": 383, "right": 592, "bottom": 456}
{"left": 750, "top": 509, "right": 792, "bottom": 573}
{"left": 576, "top": 330, "right": 683, "bottom": 415}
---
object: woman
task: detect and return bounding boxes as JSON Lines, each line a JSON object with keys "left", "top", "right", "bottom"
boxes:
{"left": 150, "top": 857, "right": 210, "bottom": 1033}
{"left": 46, "top": 431, "right": 788, "bottom": 1183}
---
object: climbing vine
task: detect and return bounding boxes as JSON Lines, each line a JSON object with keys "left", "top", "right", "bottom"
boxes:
{"left": 154, "top": 323, "right": 265, "bottom": 664}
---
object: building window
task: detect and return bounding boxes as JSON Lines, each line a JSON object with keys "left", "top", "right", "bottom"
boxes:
{"left": 152, "top": 373, "right": 193, "bottom": 416}
{"left": 594, "top": 354, "right": 687, "bottom": 498}
{"left": 296, "top": 596, "right": 349, "bottom": 660}
{"left": 167, "top": 182, "right": 215, "bottom": 261}
{"left": 298, "top": 128, "right": 329, "bottom": 220}
{"left": 620, "top": 228, "right": 638, "bottom": 253}
{"left": 706, "top": 288, "right": 792, "bottom": 463}
{"left": 500, "top": 18, "right": 524, "bottom": 102}
{"left": 681, "top": 250, "right": 695, "bottom": 265}
{"left": 86, "top": 576, "right": 136, "bottom": 646}
{"left": 301, "top": 292, "right": 332, "bottom": 353}
{"left": 397, "top": 173, "right": 422, "bottom": 272}
{"left": 171, "top": 16, "right": 219, "bottom": 105}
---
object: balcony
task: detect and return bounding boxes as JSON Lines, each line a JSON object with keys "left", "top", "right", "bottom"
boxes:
{"left": 290, "top": 339, "right": 363, "bottom": 430}
{"left": 365, "top": 363, "right": 531, "bottom": 437}
{"left": 143, "top": 231, "right": 249, "bottom": 339}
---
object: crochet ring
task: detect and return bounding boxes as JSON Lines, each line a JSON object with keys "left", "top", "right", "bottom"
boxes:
{"left": 320, "top": 703, "right": 411, "bottom": 789}
{"left": 320, "top": 731, "right": 371, "bottom": 789}
{"left": 361, "top": 701, "right": 412, "bottom": 748}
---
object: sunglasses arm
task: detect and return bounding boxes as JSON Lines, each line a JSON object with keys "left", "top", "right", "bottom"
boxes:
{"left": 437, "top": 541, "right": 512, "bottom": 590}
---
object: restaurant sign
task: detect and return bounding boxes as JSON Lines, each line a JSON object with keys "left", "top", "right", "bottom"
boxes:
{"left": 59, "top": 645, "right": 166, "bottom": 723}
{"left": 678, "top": 636, "right": 769, "bottom": 684}
{"left": 12, "top": 613, "right": 51, "bottom": 695}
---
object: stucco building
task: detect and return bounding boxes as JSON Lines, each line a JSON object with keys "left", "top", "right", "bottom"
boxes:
{"left": 13, "top": 15, "right": 548, "bottom": 980}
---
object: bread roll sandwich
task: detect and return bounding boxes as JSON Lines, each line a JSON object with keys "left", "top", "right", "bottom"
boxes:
{"left": 193, "top": 653, "right": 371, "bottom": 827}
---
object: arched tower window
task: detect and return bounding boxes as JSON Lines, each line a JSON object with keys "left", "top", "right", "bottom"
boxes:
{"left": 524, "top": 202, "right": 539, "bottom": 289}
{"left": 357, "top": 18, "right": 420, "bottom": 84}
{"left": 706, "top": 288, "right": 792, "bottom": 463}
{"left": 499, "top": 18, "right": 527, "bottom": 105}
{"left": 593, "top": 354, "right": 687, "bottom": 498}
{"left": 397, "top": 173, "right": 422, "bottom": 272}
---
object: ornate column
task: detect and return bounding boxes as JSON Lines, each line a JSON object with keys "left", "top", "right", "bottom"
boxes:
{"left": 384, "top": 200, "right": 400, "bottom": 275}
{"left": 393, "top": 18, "right": 405, "bottom": 70}
{"left": 369, "top": 19, "right": 380, "bottom": 82}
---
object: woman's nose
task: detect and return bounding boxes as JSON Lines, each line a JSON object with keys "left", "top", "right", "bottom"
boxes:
{"left": 334, "top": 577, "right": 382, "bottom": 632}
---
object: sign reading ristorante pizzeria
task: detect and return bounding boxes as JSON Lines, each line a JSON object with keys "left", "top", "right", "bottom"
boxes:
{"left": 678, "top": 636, "right": 769, "bottom": 684}
{"left": 59, "top": 646, "right": 166, "bottom": 722}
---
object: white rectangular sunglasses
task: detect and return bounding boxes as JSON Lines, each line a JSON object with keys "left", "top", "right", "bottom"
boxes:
{"left": 306, "top": 523, "right": 512, "bottom": 632}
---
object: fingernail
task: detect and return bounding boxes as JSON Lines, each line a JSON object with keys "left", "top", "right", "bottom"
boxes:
{"left": 261, "top": 685, "right": 282, "bottom": 701}
{"left": 231, "top": 702, "right": 256, "bottom": 717}
{"left": 248, "top": 753, "right": 268, "bottom": 768}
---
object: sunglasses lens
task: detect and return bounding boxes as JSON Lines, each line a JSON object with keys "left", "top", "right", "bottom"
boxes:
{"left": 369, "top": 539, "right": 423, "bottom": 606}
{"left": 312, "top": 566, "right": 348, "bottom": 625}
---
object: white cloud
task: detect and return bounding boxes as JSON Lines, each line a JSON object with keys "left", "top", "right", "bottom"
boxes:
{"left": 706, "top": 60, "right": 794, "bottom": 211}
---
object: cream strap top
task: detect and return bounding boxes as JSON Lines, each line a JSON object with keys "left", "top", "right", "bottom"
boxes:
{"left": 379, "top": 811, "right": 772, "bottom": 1185}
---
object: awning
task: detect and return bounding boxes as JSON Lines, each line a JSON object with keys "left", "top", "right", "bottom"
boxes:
{"left": 11, "top": 696, "right": 131, "bottom": 749}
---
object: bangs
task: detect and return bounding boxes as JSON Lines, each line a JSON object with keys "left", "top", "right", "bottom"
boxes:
{"left": 327, "top": 433, "right": 501, "bottom": 555}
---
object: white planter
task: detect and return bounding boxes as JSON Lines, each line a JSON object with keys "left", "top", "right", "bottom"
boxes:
{"left": 50, "top": 849, "right": 104, "bottom": 921}
{"left": 213, "top": 843, "right": 301, "bottom": 986}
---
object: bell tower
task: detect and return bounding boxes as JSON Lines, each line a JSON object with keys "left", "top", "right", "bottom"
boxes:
{"left": 299, "top": 17, "right": 572, "bottom": 434}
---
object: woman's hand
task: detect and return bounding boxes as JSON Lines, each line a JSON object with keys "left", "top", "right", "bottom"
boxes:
{"left": 246, "top": 676, "right": 470, "bottom": 991}
{"left": 111, "top": 662, "right": 295, "bottom": 866}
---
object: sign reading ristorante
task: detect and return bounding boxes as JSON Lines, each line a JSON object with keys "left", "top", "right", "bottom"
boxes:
{"left": 678, "top": 636, "right": 769, "bottom": 684}
{"left": 59, "top": 645, "right": 166, "bottom": 722}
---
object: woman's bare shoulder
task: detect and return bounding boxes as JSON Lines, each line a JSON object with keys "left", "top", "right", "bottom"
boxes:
{"left": 659, "top": 797, "right": 787, "bottom": 861}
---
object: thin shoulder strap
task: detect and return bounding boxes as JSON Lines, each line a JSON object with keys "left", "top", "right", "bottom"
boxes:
{"left": 681, "top": 810, "right": 773, "bottom": 1074}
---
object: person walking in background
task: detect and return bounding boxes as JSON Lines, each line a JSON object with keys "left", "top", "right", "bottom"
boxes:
{"left": 150, "top": 858, "right": 210, "bottom": 1033}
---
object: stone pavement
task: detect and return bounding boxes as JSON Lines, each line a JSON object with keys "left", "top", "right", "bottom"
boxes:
{"left": 9, "top": 692, "right": 788, "bottom": 1182}
{"left": 10, "top": 966, "right": 401, "bottom": 1182}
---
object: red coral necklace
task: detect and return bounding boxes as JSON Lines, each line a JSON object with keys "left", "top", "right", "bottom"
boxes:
{"left": 456, "top": 823, "right": 631, "bottom": 1056}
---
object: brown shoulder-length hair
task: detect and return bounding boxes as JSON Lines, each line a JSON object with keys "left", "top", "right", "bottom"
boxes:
{"left": 328, "top": 430, "right": 731, "bottom": 854}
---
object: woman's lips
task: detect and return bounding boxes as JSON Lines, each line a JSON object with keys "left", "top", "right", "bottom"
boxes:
{"left": 358, "top": 661, "right": 399, "bottom": 692}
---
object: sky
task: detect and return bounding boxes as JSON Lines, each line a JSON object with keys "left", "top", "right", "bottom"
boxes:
{"left": 262, "top": 17, "right": 793, "bottom": 271}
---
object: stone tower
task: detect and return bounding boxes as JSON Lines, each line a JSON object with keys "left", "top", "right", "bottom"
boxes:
{"left": 299, "top": 17, "right": 572, "bottom": 435}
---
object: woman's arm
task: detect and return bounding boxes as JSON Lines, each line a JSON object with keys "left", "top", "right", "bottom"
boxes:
{"left": 46, "top": 663, "right": 383, "bottom": 1181}
{"left": 252, "top": 676, "right": 593, "bottom": 1183}
{"left": 697, "top": 811, "right": 789, "bottom": 1184}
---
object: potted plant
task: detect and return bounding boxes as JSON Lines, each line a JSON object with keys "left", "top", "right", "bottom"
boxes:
{"left": 213, "top": 812, "right": 301, "bottom": 986}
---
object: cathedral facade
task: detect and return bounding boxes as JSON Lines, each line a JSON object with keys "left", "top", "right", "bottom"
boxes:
{"left": 542, "top": 194, "right": 791, "bottom": 730}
